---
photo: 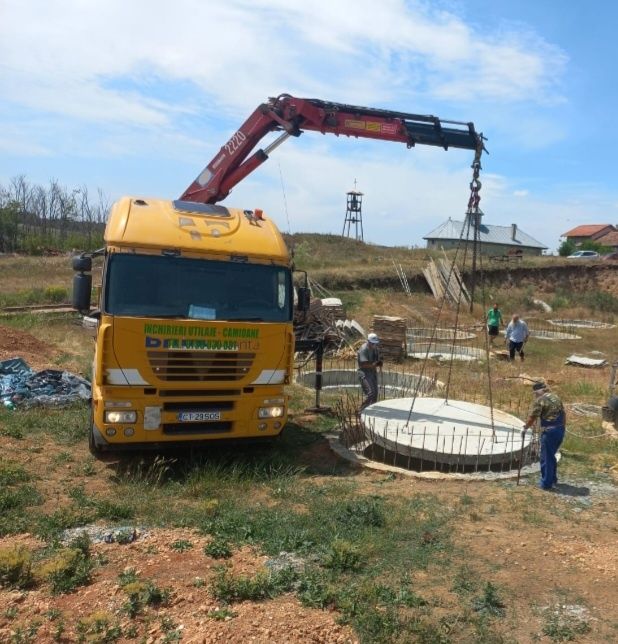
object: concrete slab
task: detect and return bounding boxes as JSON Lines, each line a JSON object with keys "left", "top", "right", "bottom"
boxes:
{"left": 298, "top": 369, "right": 440, "bottom": 396}
{"left": 407, "top": 342, "right": 486, "bottom": 361}
{"left": 549, "top": 319, "right": 615, "bottom": 329}
{"left": 406, "top": 327, "right": 476, "bottom": 341}
{"left": 361, "top": 397, "right": 530, "bottom": 466}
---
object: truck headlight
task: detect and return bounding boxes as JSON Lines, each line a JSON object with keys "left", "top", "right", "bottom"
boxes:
{"left": 258, "top": 406, "right": 284, "bottom": 419}
{"left": 105, "top": 410, "right": 137, "bottom": 424}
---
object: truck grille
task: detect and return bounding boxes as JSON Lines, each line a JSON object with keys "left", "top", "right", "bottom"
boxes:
{"left": 147, "top": 351, "right": 255, "bottom": 382}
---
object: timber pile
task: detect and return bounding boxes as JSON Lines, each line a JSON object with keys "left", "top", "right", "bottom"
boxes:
{"left": 372, "top": 315, "right": 406, "bottom": 362}
{"left": 422, "top": 257, "right": 470, "bottom": 307}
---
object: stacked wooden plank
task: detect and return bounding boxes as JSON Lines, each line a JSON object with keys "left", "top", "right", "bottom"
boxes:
{"left": 422, "top": 257, "right": 470, "bottom": 307}
{"left": 372, "top": 315, "right": 406, "bottom": 362}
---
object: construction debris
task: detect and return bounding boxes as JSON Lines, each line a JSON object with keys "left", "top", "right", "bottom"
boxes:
{"left": 422, "top": 257, "right": 470, "bottom": 306}
{"left": 294, "top": 297, "right": 366, "bottom": 354}
{"left": 565, "top": 355, "right": 608, "bottom": 368}
{"left": 0, "top": 357, "right": 90, "bottom": 408}
{"left": 372, "top": 315, "right": 406, "bottom": 362}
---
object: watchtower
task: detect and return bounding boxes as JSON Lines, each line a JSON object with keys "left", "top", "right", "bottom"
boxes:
{"left": 342, "top": 180, "right": 364, "bottom": 241}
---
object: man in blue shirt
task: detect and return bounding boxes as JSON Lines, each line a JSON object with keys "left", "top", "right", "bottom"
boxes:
{"left": 505, "top": 314, "right": 529, "bottom": 362}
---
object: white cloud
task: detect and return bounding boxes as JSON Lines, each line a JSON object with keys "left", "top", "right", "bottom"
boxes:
{"left": 0, "top": 0, "right": 567, "bottom": 129}
{"left": 513, "top": 190, "right": 529, "bottom": 197}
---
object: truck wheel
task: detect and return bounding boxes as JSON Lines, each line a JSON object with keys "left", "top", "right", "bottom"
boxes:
{"left": 88, "top": 407, "right": 105, "bottom": 458}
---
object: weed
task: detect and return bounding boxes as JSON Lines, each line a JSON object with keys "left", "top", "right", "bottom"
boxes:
{"left": 452, "top": 565, "right": 478, "bottom": 594}
{"left": 94, "top": 498, "right": 134, "bottom": 521}
{"left": 204, "top": 538, "right": 232, "bottom": 559}
{"left": 45, "top": 608, "right": 62, "bottom": 621}
{"left": 8, "top": 621, "right": 41, "bottom": 644}
{"left": 211, "top": 565, "right": 298, "bottom": 602}
{"left": 0, "top": 484, "right": 41, "bottom": 514}
{"left": 37, "top": 546, "right": 94, "bottom": 594}
{"left": 0, "top": 544, "right": 33, "bottom": 589}
{"left": 193, "top": 576, "right": 205, "bottom": 588}
{"left": 472, "top": 582, "right": 506, "bottom": 617}
{"left": 121, "top": 576, "right": 170, "bottom": 618}
{"left": 0, "top": 461, "right": 31, "bottom": 486}
{"left": 0, "top": 424, "right": 24, "bottom": 439}
{"left": 459, "top": 492, "right": 473, "bottom": 506}
{"left": 542, "top": 604, "right": 591, "bottom": 642}
{"left": 208, "top": 607, "right": 238, "bottom": 620}
{"left": 4, "top": 606, "right": 19, "bottom": 619}
{"left": 324, "top": 539, "right": 362, "bottom": 572}
{"left": 334, "top": 496, "right": 385, "bottom": 529}
{"left": 170, "top": 539, "right": 193, "bottom": 552}
{"left": 53, "top": 451, "right": 74, "bottom": 464}
{"left": 76, "top": 611, "right": 122, "bottom": 643}
{"left": 82, "top": 459, "right": 96, "bottom": 476}
{"left": 160, "top": 615, "right": 183, "bottom": 642}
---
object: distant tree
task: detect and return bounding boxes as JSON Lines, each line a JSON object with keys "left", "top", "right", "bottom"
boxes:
{"left": 580, "top": 239, "right": 613, "bottom": 254}
{"left": 0, "top": 202, "right": 20, "bottom": 252}
{"left": 558, "top": 239, "right": 575, "bottom": 256}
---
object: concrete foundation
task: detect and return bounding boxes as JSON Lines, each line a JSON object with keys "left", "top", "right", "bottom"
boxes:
{"left": 529, "top": 329, "right": 581, "bottom": 341}
{"left": 361, "top": 397, "right": 530, "bottom": 466}
{"left": 406, "top": 327, "right": 476, "bottom": 341}
{"left": 406, "top": 342, "right": 487, "bottom": 361}
{"left": 549, "top": 319, "right": 615, "bottom": 329}
{"left": 298, "top": 369, "right": 439, "bottom": 396}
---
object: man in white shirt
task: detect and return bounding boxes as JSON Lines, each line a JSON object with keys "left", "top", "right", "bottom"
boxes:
{"left": 357, "top": 333, "right": 382, "bottom": 410}
{"left": 505, "top": 314, "right": 529, "bottom": 362}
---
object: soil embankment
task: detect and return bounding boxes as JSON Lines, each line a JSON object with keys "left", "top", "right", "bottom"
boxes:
{"left": 312, "top": 262, "right": 618, "bottom": 294}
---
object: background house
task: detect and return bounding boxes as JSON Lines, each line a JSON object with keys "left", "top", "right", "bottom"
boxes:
{"left": 596, "top": 229, "right": 618, "bottom": 251}
{"left": 562, "top": 224, "right": 616, "bottom": 246}
{"left": 423, "top": 217, "right": 547, "bottom": 256}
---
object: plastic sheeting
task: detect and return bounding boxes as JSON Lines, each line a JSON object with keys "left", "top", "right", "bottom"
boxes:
{"left": 0, "top": 357, "right": 91, "bottom": 408}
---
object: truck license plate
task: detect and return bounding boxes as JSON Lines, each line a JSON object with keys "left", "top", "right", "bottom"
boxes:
{"left": 177, "top": 411, "right": 221, "bottom": 422}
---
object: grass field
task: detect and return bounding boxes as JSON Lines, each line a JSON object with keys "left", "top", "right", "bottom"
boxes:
{"left": 0, "top": 248, "right": 617, "bottom": 643}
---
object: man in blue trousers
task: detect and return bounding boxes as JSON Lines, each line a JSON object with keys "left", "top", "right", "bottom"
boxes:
{"left": 523, "top": 382, "right": 566, "bottom": 490}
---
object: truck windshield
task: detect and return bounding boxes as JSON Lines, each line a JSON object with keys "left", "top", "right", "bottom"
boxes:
{"left": 105, "top": 254, "right": 292, "bottom": 322}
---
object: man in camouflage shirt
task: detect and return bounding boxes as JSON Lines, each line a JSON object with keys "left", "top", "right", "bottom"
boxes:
{"left": 523, "top": 382, "right": 566, "bottom": 490}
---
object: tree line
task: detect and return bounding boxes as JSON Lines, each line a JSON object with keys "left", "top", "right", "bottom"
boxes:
{"left": 0, "top": 176, "right": 109, "bottom": 254}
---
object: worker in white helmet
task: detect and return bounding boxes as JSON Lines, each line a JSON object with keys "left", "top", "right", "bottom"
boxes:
{"left": 357, "top": 333, "right": 382, "bottom": 410}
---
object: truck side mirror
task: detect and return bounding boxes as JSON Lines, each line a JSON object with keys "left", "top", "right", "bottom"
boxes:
{"left": 72, "top": 255, "right": 92, "bottom": 272}
{"left": 73, "top": 272, "right": 92, "bottom": 313}
{"left": 297, "top": 286, "right": 311, "bottom": 312}
{"left": 72, "top": 254, "right": 92, "bottom": 313}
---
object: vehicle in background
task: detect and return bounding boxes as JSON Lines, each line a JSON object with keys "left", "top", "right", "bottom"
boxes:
{"left": 602, "top": 251, "right": 618, "bottom": 261}
{"left": 567, "top": 250, "right": 600, "bottom": 259}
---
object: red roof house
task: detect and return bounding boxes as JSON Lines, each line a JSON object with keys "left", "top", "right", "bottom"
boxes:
{"left": 562, "top": 224, "right": 616, "bottom": 244}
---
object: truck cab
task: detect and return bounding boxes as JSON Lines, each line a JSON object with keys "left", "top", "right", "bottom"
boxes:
{"left": 74, "top": 197, "right": 299, "bottom": 453}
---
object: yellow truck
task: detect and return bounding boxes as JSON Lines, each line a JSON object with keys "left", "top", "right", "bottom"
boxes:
{"left": 73, "top": 198, "right": 303, "bottom": 453}
{"left": 73, "top": 95, "right": 482, "bottom": 453}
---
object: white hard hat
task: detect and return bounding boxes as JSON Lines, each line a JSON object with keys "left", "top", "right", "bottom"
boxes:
{"left": 368, "top": 333, "right": 380, "bottom": 344}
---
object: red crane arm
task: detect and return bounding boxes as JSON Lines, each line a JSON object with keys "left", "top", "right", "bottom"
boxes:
{"left": 180, "top": 94, "right": 484, "bottom": 204}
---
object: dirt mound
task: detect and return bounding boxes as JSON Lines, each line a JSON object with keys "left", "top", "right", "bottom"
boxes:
{"left": 0, "top": 527, "right": 356, "bottom": 643}
{"left": 0, "top": 324, "right": 57, "bottom": 370}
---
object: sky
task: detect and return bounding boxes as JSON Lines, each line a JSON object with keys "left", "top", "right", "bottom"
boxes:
{"left": 1, "top": 0, "right": 617, "bottom": 252}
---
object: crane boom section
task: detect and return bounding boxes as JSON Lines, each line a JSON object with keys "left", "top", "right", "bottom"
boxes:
{"left": 181, "top": 95, "right": 483, "bottom": 204}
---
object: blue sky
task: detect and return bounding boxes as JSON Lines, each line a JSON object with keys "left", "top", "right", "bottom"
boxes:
{"left": 1, "top": 0, "right": 617, "bottom": 251}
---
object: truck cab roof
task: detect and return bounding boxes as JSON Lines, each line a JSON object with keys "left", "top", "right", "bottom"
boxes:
{"left": 104, "top": 197, "right": 290, "bottom": 264}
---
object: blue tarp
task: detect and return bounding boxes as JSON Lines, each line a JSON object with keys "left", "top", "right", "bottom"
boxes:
{"left": 0, "top": 357, "right": 90, "bottom": 408}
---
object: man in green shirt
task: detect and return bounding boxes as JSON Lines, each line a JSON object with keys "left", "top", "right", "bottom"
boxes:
{"left": 486, "top": 303, "right": 503, "bottom": 346}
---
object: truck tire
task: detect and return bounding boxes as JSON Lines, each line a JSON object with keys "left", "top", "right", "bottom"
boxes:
{"left": 88, "top": 406, "right": 106, "bottom": 458}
